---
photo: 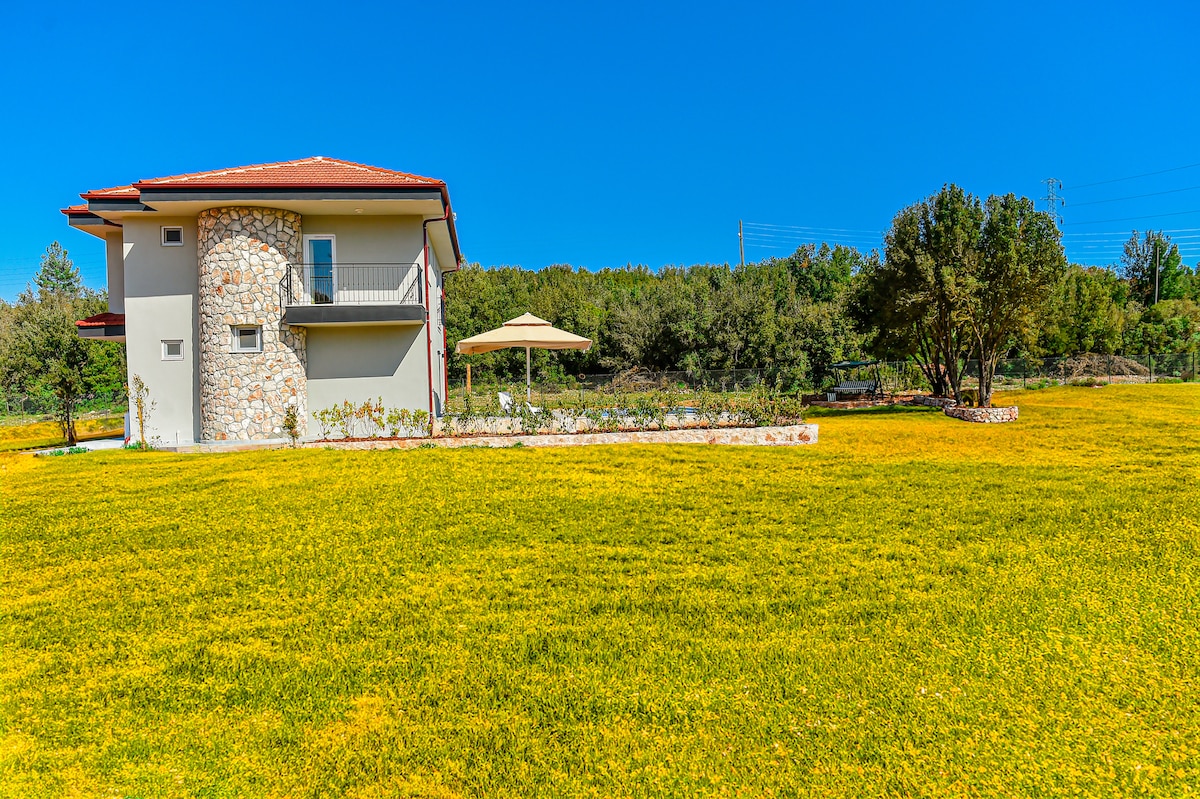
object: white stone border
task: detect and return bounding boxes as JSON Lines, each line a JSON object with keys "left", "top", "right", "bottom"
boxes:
{"left": 304, "top": 424, "right": 818, "bottom": 450}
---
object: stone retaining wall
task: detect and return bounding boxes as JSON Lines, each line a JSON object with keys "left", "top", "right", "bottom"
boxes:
{"left": 943, "top": 405, "right": 1019, "bottom": 423}
{"left": 305, "top": 424, "right": 819, "bottom": 450}
{"left": 197, "top": 207, "right": 306, "bottom": 441}
{"left": 902, "top": 395, "right": 960, "bottom": 408}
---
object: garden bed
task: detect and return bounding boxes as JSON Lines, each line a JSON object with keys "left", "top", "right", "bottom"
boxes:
{"left": 307, "top": 423, "right": 818, "bottom": 449}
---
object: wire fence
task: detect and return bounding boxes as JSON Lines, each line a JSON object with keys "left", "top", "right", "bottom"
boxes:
{"left": 0, "top": 388, "right": 128, "bottom": 420}
{"left": 457, "top": 352, "right": 1199, "bottom": 407}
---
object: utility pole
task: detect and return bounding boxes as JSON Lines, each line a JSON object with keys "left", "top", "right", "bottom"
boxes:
{"left": 738, "top": 220, "right": 745, "bottom": 268}
{"left": 1155, "top": 239, "right": 1161, "bottom": 304}
{"left": 1041, "top": 178, "right": 1064, "bottom": 226}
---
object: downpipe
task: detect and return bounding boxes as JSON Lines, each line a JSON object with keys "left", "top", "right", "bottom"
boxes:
{"left": 422, "top": 206, "right": 451, "bottom": 418}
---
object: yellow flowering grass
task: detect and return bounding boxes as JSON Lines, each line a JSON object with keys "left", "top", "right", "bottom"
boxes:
{"left": 1, "top": 385, "right": 1198, "bottom": 797}
{"left": 0, "top": 416, "right": 124, "bottom": 453}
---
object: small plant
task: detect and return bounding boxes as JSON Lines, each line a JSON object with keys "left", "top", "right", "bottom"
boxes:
{"left": 128, "top": 375, "right": 156, "bottom": 449}
{"left": 313, "top": 406, "right": 338, "bottom": 439}
{"left": 411, "top": 409, "right": 432, "bottom": 438}
{"left": 336, "top": 400, "right": 355, "bottom": 439}
{"left": 282, "top": 401, "right": 301, "bottom": 447}
{"left": 386, "top": 407, "right": 411, "bottom": 438}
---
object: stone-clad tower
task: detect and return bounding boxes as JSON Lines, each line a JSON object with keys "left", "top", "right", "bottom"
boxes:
{"left": 197, "top": 207, "right": 307, "bottom": 441}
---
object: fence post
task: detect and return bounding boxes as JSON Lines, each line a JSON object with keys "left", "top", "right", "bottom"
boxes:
{"left": 1149, "top": 354, "right": 1154, "bottom": 383}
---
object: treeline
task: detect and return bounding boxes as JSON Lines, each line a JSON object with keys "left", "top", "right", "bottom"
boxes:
{"left": 447, "top": 231, "right": 1200, "bottom": 387}
{"left": 0, "top": 244, "right": 126, "bottom": 440}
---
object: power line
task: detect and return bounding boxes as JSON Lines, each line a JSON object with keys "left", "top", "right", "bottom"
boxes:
{"left": 1068, "top": 161, "right": 1200, "bottom": 190}
{"left": 1069, "top": 184, "right": 1200, "bottom": 207}
{"left": 743, "top": 221, "right": 883, "bottom": 235}
{"left": 1066, "top": 208, "right": 1200, "bottom": 225}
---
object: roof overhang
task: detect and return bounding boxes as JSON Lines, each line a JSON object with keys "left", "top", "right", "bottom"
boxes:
{"left": 75, "top": 313, "right": 126, "bottom": 342}
{"left": 63, "top": 208, "right": 122, "bottom": 240}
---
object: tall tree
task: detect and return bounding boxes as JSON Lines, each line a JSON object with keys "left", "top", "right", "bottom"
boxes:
{"left": 35, "top": 242, "right": 83, "bottom": 297}
{"left": 852, "top": 185, "right": 980, "bottom": 399}
{"left": 0, "top": 245, "right": 121, "bottom": 443}
{"left": 967, "top": 194, "right": 1066, "bottom": 405}
{"left": 1122, "top": 231, "right": 1184, "bottom": 305}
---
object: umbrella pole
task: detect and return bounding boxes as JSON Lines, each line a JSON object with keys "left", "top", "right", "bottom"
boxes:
{"left": 526, "top": 347, "right": 532, "bottom": 402}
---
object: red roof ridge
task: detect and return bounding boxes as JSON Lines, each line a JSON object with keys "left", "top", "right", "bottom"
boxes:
{"left": 80, "top": 184, "right": 140, "bottom": 199}
{"left": 131, "top": 156, "right": 443, "bottom": 188}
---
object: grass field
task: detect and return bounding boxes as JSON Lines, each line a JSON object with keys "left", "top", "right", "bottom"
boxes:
{"left": 2, "top": 385, "right": 1198, "bottom": 797}
{"left": 0, "top": 415, "right": 125, "bottom": 453}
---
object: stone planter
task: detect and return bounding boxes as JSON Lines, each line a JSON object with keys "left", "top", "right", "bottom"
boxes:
{"left": 942, "top": 405, "right": 1018, "bottom": 423}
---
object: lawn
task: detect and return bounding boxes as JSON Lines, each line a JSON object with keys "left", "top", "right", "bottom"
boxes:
{"left": 0, "top": 415, "right": 125, "bottom": 453}
{"left": 1, "top": 385, "right": 1198, "bottom": 798}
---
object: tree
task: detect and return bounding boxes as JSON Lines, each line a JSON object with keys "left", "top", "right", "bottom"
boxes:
{"left": 852, "top": 185, "right": 980, "bottom": 399}
{"left": 853, "top": 185, "right": 1064, "bottom": 406}
{"left": 0, "top": 245, "right": 121, "bottom": 443}
{"left": 1037, "top": 265, "right": 1126, "bottom": 355}
{"left": 35, "top": 242, "right": 82, "bottom": 297}
{"left": 967, "top": 194, "right": 1066, "bottom": 405}
{"left": 1122, "top": 231, "right": 1185, "bottom": 305}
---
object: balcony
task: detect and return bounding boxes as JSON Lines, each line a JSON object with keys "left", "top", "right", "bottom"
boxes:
{"left": 281, "top": 263, "right": 426, "bottom": 326}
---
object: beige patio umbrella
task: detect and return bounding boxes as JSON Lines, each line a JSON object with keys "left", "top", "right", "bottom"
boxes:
{"left": 455, "top": 313, "right": 592, "bottom": 400}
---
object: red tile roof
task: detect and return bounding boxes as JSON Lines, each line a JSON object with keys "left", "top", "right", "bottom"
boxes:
{"left": 80, "top": 184, "right": 140, "bottom": 200}
{"left": 75, "top": 312, "right": 125, "bottom": 328}
{"left": 132, "top": 156, "right": 443, "bottom": 189}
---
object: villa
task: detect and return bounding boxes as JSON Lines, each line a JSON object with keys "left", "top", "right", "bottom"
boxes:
{"left": 63, "top": 156, "right": 462, "bottom": 445}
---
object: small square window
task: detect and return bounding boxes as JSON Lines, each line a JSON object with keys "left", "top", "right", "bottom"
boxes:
{"left": 162, "top": 340, "right": 183, "bottom": 360}
{"left": 161, "top": 226, "right": 184, "bottom": 246}
{"left": 232, "top": 326, "right": 262, "bottom": 353}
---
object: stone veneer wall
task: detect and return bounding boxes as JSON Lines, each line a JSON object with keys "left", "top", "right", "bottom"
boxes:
{"left": 197, "top": 207, "right": 306, "bottom": 441}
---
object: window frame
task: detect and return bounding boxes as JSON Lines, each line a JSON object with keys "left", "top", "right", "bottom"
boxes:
{"left": 231, "top": 325, "right": 263, "bottom": 353}
{"left": 161, "top": 339, "right": 184, "bottom": 361}
{"left": 161, "top": 226, "right": 184, "bottom": 247}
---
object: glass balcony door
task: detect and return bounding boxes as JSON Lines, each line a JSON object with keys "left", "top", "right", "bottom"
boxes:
{"left": 305, "top": 235, "right": 336, "bottom": 304}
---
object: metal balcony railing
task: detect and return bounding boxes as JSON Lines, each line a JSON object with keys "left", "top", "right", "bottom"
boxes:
{"left": 281, "top": 263, "right": 423, "bottom": 306}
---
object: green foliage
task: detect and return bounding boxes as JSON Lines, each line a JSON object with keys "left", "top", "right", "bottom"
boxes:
{"left": 1122, "top": 230, "right": 1188, "bottom": 305}
{"left": 34, "top": 241, "right": 82, "bottom": 297}
{"left": 445, "top": 253, "right": 866, "bottom": 390}
{"left": 853, "top": 185, "right": 1065, "bottom": 407}
{"left": 1038, "top": 265, "right": 1126, "bottom": 355}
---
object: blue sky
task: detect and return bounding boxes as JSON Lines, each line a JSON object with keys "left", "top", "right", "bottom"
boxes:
{"left": 2, "top": 0, "right": 1199, "bottom": 299}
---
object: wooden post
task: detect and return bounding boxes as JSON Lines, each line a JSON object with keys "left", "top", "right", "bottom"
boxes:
{"left": 739, "top": 220, "right": 745, "bottom": 269}
{"left": 466, "top": 364, "right": 472, "bottom": 394}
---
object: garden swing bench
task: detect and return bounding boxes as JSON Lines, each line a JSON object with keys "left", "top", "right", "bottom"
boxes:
{"left": 828, "top": 360, "right": 884, "bottom": 400}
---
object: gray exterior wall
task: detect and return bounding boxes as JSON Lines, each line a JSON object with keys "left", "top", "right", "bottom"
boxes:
{"left": 121, "top": 216, "right": 201, "bottom": 444}
{"left": 305, "top": 326, "right": 429, "bottom": 429}
{"left": 301, "top": 215, "right": 424, "bottom": 265}
{"left": 105, "top": 233, "right": 125, "bottom": 314}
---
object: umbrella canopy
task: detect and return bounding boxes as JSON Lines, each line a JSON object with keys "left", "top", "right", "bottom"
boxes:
{"left": 455, "top": 313, "right": 592, "bottom": 400}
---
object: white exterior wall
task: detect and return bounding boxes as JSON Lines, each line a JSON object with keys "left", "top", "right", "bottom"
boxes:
{"left": 121, "top": 217, "right": 200, "bottom": 444}
{"left": 305, "top": 326, "right": 430, "bottom": 428}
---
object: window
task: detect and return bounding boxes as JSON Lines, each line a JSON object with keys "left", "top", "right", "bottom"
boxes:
{"left": 304, "top": 235, "right": 336, "bottom": 304}
{"left": 161, "top": 340, "right": 183, "bottom": 360}
{"left": 232, "top": 326, "right": 262, "bottom": 353}
{"left": 161, "top": 226, "right": 184, "bottom": 246}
